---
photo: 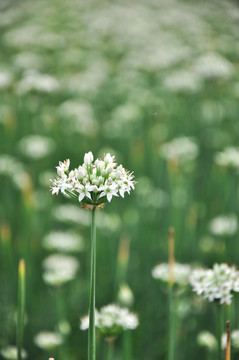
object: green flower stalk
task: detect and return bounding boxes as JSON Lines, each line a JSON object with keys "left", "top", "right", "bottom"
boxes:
{"left": 17, "top": 259, "right": 26, "bottom": 360}
{"left": 215, "top": 303, "right": 224, "bottom": 360}
{"left": 105, "top": 337, "right": 115, "bottom": 360}
{"left": 88, "top": 207, "right": 96, "bottom": 360}
{"left": 168, "top": 228, "right": 175, "bottom": 360}
{"left": 51, "top": 152, "right": 136, "bottom": 360}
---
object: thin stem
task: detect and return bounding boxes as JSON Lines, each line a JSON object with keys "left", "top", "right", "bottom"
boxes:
{"left": 106, "top": 338, "right": 115, "bottom": 360}
{"left": 123, "top": 331, "right": 132, "bottom": 360}
{"left": 168, "top": 284, "right": 175, "bottom": 360}
{"left": 215, "top": 303, "right": 224, "bottom": 360}
{"left": 88, "top": 208, "right": 96, "bottom": 360}
{"left": 17, "top": 259, "right": 26, "bottom": 360}
{"left": 168, "top": 228, "right": 175, "bottom": 360}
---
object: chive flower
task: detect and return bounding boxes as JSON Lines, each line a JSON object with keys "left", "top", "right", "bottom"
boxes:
{"left": 190, "top": 263, "right": 239, "bottom": 305}
{"left": 80, "top": 304, "right": 139, "bottom": 337}
{"left": 50, "top": 152, "right": 135, "bottom": 205}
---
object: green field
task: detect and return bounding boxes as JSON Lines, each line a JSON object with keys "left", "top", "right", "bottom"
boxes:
{"left": 1, "top": 0, "right": 239, "bottom": 359}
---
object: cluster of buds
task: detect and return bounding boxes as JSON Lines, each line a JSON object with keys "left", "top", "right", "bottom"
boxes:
{"left": 50, "top": 152, "right": 135, "bottom": 206}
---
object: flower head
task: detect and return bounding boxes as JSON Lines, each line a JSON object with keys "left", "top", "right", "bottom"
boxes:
{"left": 80, "top": 304, "right": 139, "bottom": 337}
{"left": 197, "top": 331, "right": 217, "bottom": 351}
{"left": 34, "top": 331, "right": 64, "bottom": 350}
{"left": 50, "top": 152, "right": 136, "bottom": 206}
{"left": 190, "top": 263, "right": 239, "bottom": 305}
{"left": 0, "top": 346, "right": 27, "bottom": 360}
{"left": 208, "top": 214, "right": 238, "bottom": 237}
{"left": 152, "top": 263, "right": 192, "bottom": 287}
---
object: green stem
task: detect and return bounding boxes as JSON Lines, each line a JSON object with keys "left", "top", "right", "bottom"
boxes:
{"left": 88, "top": 208, "right": 96, "bottom": 360}
{"left": 215, "top": 303, "right": 224, "bottom": 360}
{"left": 107, "top": 339, "right": 114, "bottom": 360}
{"left": 17, "top": 259, "right": 26, "bottom": 360}
{"left": 168, "top": 284, "right": 175, "bottom": 360}
{"left": 123, "top": 331, "right": 132, "bottom": 360}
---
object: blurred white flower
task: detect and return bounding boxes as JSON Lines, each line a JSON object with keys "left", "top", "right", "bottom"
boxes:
{"left": 215, "top": 147, "right": 239, "bottom": 169}
{"left": 58, "top": 101, "right": 98, "bottom": 136}
{"left": 222, "top": 329, "right": 239, "bottom": 350}
{"left": 0, "top": 155, "right": 32, "bottom": 192}
{"left": 0, "top": 70, "right": 12, "bottom": 89}
{"left": 42, "top": 231, "right": 84, "bottom": 253}
{"left": 80, "top": 304, "right": 139, "bottom": 337}
{"left": 4, "top": 25, "right": 42, "bottom": 48}
{"left": 52, "top": 204, "right": 90, "bottom": 225}
{"left": 117, "top": 283, "right": 134, "bottom": 307}
{"left": 193, "top": 53, "right": 233, "bottom": 79}
{"left": 103, "top": 104, "right": 142, "bottom": 139}
{"left": 62, "top": 60, "right": 108, "bottom": 96}
{"left": 160, "top": 136, "right": 199, "bottom": 163}
{"left": 0, "top": 155, "right": 24, "bottom": 176}
{"left": 18, "top": 135, "right": 55, "bottom": 159}
{"left": 197, "top": 331, "right": 217, "bottom": 351}
{"left": 52, "top": 203, "right": 121, "bottom": 231}
{"left": 17, "top": 70, "right": 59, "bottom": 94}
{"left": 136, "top": 177, "right": 168, "bottom": 209}
{"left": 0, "top": 346, "right": 27, "bottom": 360}
{"left": 13, "top": 52, "right": 44, "bottom": 70}
{"left": 209, "top": 214, "right": 238, "bottom": 237}
{"left": 163, "top": 70, "right": 201, "bottom": 93}
{"left": 231, "top": 330, "right": 239, "bottom": 350}
{"left": 152, "top": 263, "right": 192, "bottom": 287}
{"left": 42, "top": 254, "right": 79, "bottom": 286}
{"left": 34, "top": 331, "right": 64, "bottom": 350}
{"left": 190, "top": 263, "right": 239, "bottom": 305}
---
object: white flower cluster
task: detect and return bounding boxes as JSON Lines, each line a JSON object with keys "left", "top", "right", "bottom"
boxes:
{"left": 34, "top": 331, "right": 64, "bottom": 350}
{"left": 197, "top": 331, "right": 217, "bottom": 351}
{"left": 0, "top": 346, "right": 27, "bottom": 360}
{"left": 160, "top": 136, "right": 199, "bottom": 164}
{"left": 80, "top": 304, "right": 139, "bottom": 337}
{"left": 222, "top": 329, "right": 239, "bottom": 350}
{"left": 190, "top": 263, "right": 239, "bottom": 305}
{"left": 50, "top": 152, "right": 135, "bottom": 205}
{"left": 152, "top": 263, "right": 192, "bottom": 287}
{"left": 42, "top": 254, "right": 79, "bottom": 286}
{"left": 208, "top": 214, "right": 238, "bottom": 237}
{"left": 214, "top": 147, "right": 239, "bottom": 169}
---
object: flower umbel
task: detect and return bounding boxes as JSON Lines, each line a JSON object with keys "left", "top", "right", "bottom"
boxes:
{"left": 80, "top": 304, "right": 139, "bottom": 338}
{"left": 50, "top": 152, "right": 135, "bottom": 206}
{"left": 190, "top": 263, "right": 239, "bottom": 305}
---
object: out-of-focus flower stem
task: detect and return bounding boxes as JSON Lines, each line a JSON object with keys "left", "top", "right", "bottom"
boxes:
{"left": 17, "top": 259, "right": 26, "bottom": 360}
{"left": 168, "top": 228, "right": 175, "bottom": 360}
{"left": 215, "top": 303, "right": 224, "bottom": 360}
{"left": 106, "top": 337, "right": 115, "bottom": 360}
{"left": 88, "top": 207, "right": 96, "bottom": 360}
{"left": 168, "top": 283, "right": 175, "bottom": 360}
{"left": 123, "top": 331, "right": 132, "bottom": 360}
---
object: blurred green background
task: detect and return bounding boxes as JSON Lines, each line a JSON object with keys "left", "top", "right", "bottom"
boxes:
{"left": 0, "top": 0, "right": 239, "bottom": 358}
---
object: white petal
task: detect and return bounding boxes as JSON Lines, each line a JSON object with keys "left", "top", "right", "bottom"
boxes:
{"left": 86, "top": 192, "right": 92, "bottom": 200}
{"left": 78, "top": 193, "right": 85, "bottom": 202}
{"left": 119, "top": 189, "right": 125, "bottom": 198}
{"left": 99, "top": 191, "right": 106, "bottom": 198}
{"left": 107, "top": 193, "right": 113, "bottom": 202}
